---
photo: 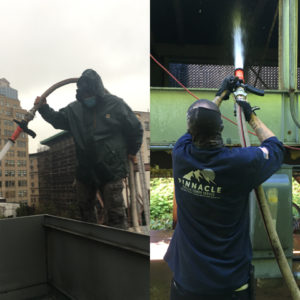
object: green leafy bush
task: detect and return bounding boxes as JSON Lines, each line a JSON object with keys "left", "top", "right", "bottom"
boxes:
{"left": 293, "top": 178, "right": 300, "bottom": 205}
{"left": 150, "top": 178, "right": 173, "bottom": 230}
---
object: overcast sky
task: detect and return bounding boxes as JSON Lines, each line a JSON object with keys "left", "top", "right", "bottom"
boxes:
{"left": 0, "top": 0, "right": 149, "bottom": 153}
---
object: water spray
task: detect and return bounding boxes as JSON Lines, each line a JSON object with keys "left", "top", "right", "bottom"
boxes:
{"left": 233, "top": 8, "right": 244, "bottom": 70}
{"left": 231, "top": 7, "right": 300, "bottom": 299}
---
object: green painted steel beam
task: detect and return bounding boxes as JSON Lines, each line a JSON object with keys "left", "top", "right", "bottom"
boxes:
{"left": 150, "top": 88, "right": 300, "bottom": 146}
{"left": 278, "top": 0, "right": 299, "bottom": 143}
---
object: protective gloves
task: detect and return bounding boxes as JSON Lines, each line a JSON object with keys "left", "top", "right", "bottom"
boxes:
{"left": 215, "top": 76, "right": 241, "bottom": 100}
{"left": 236, "top": 100, "right": 260, "bottom": 122}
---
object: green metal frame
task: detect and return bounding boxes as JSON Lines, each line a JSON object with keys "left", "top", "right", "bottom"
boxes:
{"left": 150, "top": 87, "right": 300, "bottom": 147}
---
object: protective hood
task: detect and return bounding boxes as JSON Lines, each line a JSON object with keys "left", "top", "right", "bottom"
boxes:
{"left": 187, "top": 99, "right": 224, "bottom": 148}
{"left": 76, "top": 69, "right": 105, "bottom": 102}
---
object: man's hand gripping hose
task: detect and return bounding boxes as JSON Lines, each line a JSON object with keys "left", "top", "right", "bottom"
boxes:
{"left": 10, "top": 78, "right": 78, "bottom": 143}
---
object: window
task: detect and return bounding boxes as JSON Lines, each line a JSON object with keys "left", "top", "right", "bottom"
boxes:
{"left": 4, "top": 110, "right": 12, "bottom": 117}
{"left": 15, "top": 112, "right": 25, "bottom": 120}
{"left": 5, "top": 181, "right": 15, "bottom": 187}
{"left": 4, "top": 120, "right": 13, "bottom": 126}
{"left": 5, "top": 191, "right": 15, "bottom": 198}
{"left": 17, "top": 151, "right": 26, "bottom": 157}
{"left": 4, "top": 130, "right": 14, "bottom": 137}
{"left": 17, "top": 141, "right": 26, "bottom": 148}
{"left": 18, "top": 190, "right": 27, "bottom": 197}
{"left": 5, "top": 170, "right": 15, "bottom": 177}
{"left": 7, "top": 150, "right": 14, "bottom": 157}
{"left": 5, "top": 160, "right": 15, "bottom": 167}
{"left": 18, "top": 170, "right": 27, "bottom": 177}
{"left": 18, "top": 180, "right": 27, "bottom": 187}
{"left": 17, "top": 160, "right": 27, "bottom": 167}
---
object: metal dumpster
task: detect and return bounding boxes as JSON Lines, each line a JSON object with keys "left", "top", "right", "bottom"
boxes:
{"left": 0, "top": 215, "right": 149, "bottom": 300}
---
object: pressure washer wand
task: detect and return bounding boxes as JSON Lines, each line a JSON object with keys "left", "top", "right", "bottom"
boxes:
{"left": 233, "top": 68, "right": 251, "bottom": 146}
{"left": 233, "top": 68, "right": 300, "bottom": 300}
{"left": 0, "top": 78, "right": 78, "bottom": 162}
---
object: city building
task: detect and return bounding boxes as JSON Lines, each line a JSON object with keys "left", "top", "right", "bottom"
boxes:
{"left": 37, "top": 131, "right": 77, "bottom": 218}
{"left": 0, "top": 78, "right": 30, "bottom": 204}
{"left": 29, "top": 153, "right": 41, "bottom": 207}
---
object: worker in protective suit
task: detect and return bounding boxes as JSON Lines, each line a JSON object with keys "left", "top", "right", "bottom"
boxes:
{"left": 164, "top": 76, "right": 285, "bottom": 300}
{"left": 35, "top": 69, "right": 143, "bottom": 229}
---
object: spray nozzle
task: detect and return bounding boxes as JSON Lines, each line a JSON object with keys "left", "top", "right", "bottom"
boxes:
{"left": 234, "top": 68, "right": 244, "bottom": 82}
{"left": 233, "top": 68, "right": 264, "bottom": 97}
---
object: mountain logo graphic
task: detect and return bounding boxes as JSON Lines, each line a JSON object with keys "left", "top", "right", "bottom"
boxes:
{"left": 183, "top": 169, "right": 216, "bottom": 185}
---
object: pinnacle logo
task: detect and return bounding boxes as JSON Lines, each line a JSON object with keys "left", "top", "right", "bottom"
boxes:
{"left": 178, "top": 168, "right": 222, "bottom": 199}
{"left": 183, "top": 169, "right": 216, "bottom": 185}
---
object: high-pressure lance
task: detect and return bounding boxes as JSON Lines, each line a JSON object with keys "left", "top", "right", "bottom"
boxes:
{"left": 231, "top": 69, "right": 300, "bottom": 300}
{"left": 233, "top": 68, "right": 264, "bottom": 99}
{"left": 232, "top": 68, "right": 263, "bottom": 146}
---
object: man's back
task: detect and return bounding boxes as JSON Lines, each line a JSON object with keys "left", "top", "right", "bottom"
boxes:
{"left": 165, "top": 132, "right": 284, "bottom": 294}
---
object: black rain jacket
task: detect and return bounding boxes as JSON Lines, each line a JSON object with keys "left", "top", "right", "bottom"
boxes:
{"left": 39, "top": 70, "right": 143, "bottom": 186}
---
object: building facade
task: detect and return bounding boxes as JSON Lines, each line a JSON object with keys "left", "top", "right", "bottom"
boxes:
{"left": 29, "top": 153, "right": 41, "bottom": 207}
{"left": 0, "top": 78, "right": 30, "bottom": 204}
{"left": 38, "top": 131, "right": 78, "bottom": 217}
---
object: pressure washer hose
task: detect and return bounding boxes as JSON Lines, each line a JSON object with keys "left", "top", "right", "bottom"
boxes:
{"left": 235, "top": 101, "right": 300, "bottom": 300}
{"left": 25, "top": 78, "right": 79, "bottom": 123}
{"left": 129, "top": 160, "right": 142, "bottom": 233}
{"left": 255, "top": 186, "right": 300, "bottom": 299}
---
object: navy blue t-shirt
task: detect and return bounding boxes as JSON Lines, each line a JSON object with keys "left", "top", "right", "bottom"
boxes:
{"left": 164, "top": 133, "right": 284, "bottom": 295}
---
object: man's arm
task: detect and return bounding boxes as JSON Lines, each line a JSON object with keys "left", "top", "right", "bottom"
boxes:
{"left": 212, "top": 95, "right": 223, "bottom": 108}
{"left": 35, "top": 96, "right": 70, "bottom": 131}
{"left": 248, "top": 114, "right": 275, "bottom": 143}
{"left": 119, "top": 101, "right": 143, "bottom": 156}
{"left": 236, "top": 100, "right": 275, "bottom": 143}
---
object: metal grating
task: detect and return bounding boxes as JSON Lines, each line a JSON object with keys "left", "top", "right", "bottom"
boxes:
{"left": 246, "top": 66, "right": 278, "bottom": 89}
{"left": 168, "top": 63, "right": 300, "bottom": 90}
{"left": 169, "top": 63, "right": 234, "bottom": 89}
